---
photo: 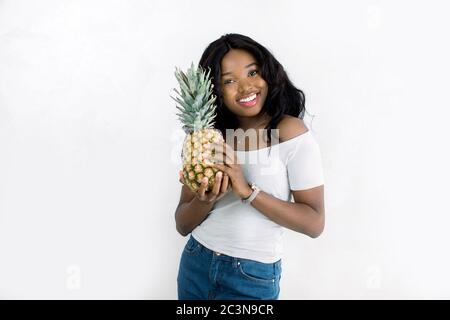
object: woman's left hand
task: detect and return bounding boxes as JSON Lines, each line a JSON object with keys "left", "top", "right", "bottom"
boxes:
{"left": 211, "top": 141, "right": 253, "bottom": 200}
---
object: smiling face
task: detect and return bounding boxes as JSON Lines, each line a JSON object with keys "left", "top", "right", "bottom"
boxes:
{"left": 220, "top": 49, "right": 269, "bottom": 123}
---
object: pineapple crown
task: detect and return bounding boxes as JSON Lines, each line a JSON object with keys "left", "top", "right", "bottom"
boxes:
{"left": 171, "top": 62, "right": 217, "bottom": 134}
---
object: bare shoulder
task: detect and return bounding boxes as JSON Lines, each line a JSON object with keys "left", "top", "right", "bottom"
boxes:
{"left": 276, "top": 115, "right": 309, "bottom": 143}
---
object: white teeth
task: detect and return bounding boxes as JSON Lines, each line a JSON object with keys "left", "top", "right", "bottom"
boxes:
{"left": 238, "top": 93, "right": 257, "bottom": 103}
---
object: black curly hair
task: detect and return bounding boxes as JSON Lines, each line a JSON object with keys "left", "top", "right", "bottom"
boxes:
{"left": 199, "top": 33, "right": 308, "bottom": 148}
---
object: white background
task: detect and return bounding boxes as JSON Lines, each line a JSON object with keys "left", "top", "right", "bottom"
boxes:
{"left": 1, "top": 0, "right": 450, "bottom": 299}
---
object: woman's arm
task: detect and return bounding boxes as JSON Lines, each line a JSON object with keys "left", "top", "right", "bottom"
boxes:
{"left": 249, "top": 116, "right": 325, "bottom": 237}
{"left": 175, "top": 172, "right": 230, "bottom": 236}
{"left": 175, "top": 192, "right": 215, "bottom": 236}
{"left": 249, "top": 185, "right": 325, "bottom": 238}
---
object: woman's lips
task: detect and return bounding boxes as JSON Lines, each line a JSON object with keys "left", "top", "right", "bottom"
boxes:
{"left": 237, "top": 93, "right": 259, "bottom": 107}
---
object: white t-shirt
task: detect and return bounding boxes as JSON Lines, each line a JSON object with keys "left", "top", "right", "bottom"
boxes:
{"left": 192, "top": 129, "right": 325, "bottom": 263}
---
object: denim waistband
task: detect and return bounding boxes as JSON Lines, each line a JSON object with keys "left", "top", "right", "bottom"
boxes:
{"left": 190, "top": 234, "right": 282, "bottom": 267}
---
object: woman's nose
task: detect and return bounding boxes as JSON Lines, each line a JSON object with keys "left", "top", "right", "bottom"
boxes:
{"left": 238, "top": 79, "right": 253, "bottom": 93}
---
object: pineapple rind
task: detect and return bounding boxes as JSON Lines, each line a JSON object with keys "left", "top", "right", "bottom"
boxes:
{"left": 181, "top": 128, "right": 224, "bottom": 192}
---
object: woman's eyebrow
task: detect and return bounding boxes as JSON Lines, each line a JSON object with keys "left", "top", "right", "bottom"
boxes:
{"left": 221, "top": 62, "right": 258, "bottom": 77}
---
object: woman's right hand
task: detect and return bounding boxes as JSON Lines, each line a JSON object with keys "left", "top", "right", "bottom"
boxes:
{"left": 179, "top": 170, "right": 230, "bottom": 203}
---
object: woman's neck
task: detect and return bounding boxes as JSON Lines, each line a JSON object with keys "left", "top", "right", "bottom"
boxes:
{"left": 237, "top": 113, "right": 271, "bottom": 131}
{"left": 232, "top": 113, "right": 275, "bottom": 151}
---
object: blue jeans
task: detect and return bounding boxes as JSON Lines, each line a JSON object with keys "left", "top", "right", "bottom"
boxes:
{"left": 177, "top": 235, "right": 282, "bottom": 300}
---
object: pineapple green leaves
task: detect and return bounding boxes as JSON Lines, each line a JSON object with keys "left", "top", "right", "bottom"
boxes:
{"left": 171, "top": 62, "right": 218, "bottom": 133}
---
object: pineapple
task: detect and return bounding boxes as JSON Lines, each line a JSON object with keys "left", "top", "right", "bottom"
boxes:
{"left": 172, "top": 62, "right": 224, "bottom": 192}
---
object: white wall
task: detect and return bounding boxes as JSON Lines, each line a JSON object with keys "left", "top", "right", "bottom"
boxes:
{"left": 1, "top": 0, "right": 449, "bottom": 299}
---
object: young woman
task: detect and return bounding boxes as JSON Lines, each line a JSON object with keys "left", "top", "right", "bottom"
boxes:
{"left": 175, "top": 33, "right": 325, "bottom": 300}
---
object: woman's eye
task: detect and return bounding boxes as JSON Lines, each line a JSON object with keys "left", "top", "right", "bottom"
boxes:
{"left": 223, "top": 70, "right": 258, "bottom": 84}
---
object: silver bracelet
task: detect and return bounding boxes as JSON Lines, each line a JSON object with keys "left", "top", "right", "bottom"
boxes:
{"left": 241, "top": 183, "right": 261, "bottom": 204}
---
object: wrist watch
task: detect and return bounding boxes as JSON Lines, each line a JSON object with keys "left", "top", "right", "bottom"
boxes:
{"left": 241, "top": 182, "right": 261, "bottom": 204}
